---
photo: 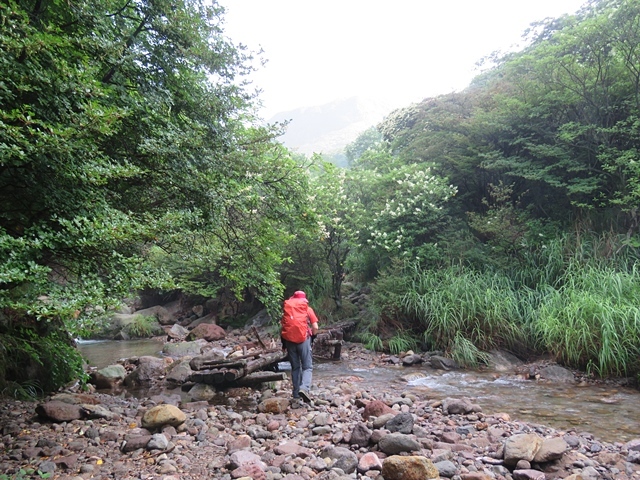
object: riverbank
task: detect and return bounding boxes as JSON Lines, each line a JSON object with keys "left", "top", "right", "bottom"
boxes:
{"left": 2, "top": 343, "right": 640, "bottom": 479}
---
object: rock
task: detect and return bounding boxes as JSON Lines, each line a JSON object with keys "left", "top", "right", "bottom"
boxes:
{"left": 357, "top": 452, "right": 383, "bottom": 473}
{"left": 538, "top": 365, "right": 575, "bottom": 382}
{"left": 442, "top": 398, "right": 481, "bottom": 415}
{"left": 162, "top": 340, "right": 205, "bottom": 357}
{"left": 147, "top": 433, "right": 170, "bottom": 450}
{"left": 90, "top": 364, "right": 127, "bottom": 389}
{"left": 381, "top": 455, "right": 439, "bottom": 480}
{"left": 513, "top": 469, "right": 546, "bottom": 480}
{"left": 533, "top": 436, "right": 569, "bottom": 462}
{"left": 183, "top": 311, "right": 216, "bottom": 329}
{"left": 121, "top": 434, "right": 152, "bottom": 452}
{"left": 187, "top": 323, "right": 226, "bottom": 342}
{"left": 385, "top": 412, "right": 414, "bottom": 434}
{"left": 274, "top": 441, "right": 313, "bottom": 457}
{"left": 141, "top": 404, "right": 186, "bottom": 429}
{"left": 487, "top": 350, "right": 524, "bottom": 372}
{"left": 362, "top": 399, "right": 394, "bottom": 420}
{"left": 81, "top": 403, "right": 120, "bottom": 420}
{"left": 504, "top": 433, "right": 543, "bottom": 466}
{"left": 378, "top": 433, "right": 421, "bottom": 454}
{"left": 402, "top": 354, "right": 422, "bottom": 366}
{"left": 35, "top": 401, "right": 83, "bottom": 422}
{"left": 187, "top": 383, "right": 217, "bottom": 401}
{"left": 135, "top": 305, "right": 174, "bottom": 325}
{"left": 167, "top": 323, "right": 189, "bottom": 340}
{"left": 349, "top": 422, "right": 372, "bottom": 446}
{"left": 166, "top": 359, "right": 194, "bottom": 384}
{"left": 123, "top": 356, "right": 167, "bottom": 386}
{"left": 430, "top": 355, "right": 457, "bottom": 370}
{"left": 372, "top": 412, "right": 396, "bottom": 429}
{"left": 321, "top": 445, "right": 358, "bottom": 474}
{"left": 258, "top": 397, "right": 289, "bottom": 413}
{"left": 435, "top": 459, "right": 458, "bottom": 477}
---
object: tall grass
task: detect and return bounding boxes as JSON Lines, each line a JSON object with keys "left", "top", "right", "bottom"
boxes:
{"left": 401, "top": 265, "right": 528, "bottom": 366}
{"left": 392, "top": 232, "right": 640, "bottom": 376}
{"left": 533, "top": 263, "right": 640, "bottom": 376}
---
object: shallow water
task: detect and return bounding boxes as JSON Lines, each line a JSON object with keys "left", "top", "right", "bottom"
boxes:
{"left": 78, "top": 339, "right": 640, "bottom": 444}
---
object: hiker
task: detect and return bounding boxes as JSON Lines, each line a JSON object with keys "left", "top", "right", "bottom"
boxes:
{"left": 281, "top": 290, "right": 319, "bottom": 402}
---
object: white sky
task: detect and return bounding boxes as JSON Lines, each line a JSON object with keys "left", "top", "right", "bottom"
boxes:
{"left": 220, "top": 0, "right": 587, "bottom": 119}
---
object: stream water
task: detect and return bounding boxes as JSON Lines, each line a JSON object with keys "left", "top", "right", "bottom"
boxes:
{"left": 78, "top": 339, "right": 640, "bottom": 445}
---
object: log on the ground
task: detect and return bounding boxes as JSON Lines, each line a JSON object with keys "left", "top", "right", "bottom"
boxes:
{"left": 188, "top": 350, "right": 287, "bottom": 386}
{"left": 232, "top": 371, "right": 286, "bottom": 387}
{"left": 190, "top": 348, "right": 282, "bottom": 371}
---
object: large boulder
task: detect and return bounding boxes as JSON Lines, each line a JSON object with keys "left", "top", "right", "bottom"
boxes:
{"left": 487, "top": 350, "right": 524, "bottom": 372}
{"left": 381, "top": 455, "right": 439, "bottom": 480}
{"left": 134, "top": 305, "right": 174, "bottom": 325}
{"left": 36, "top": 401, "right": 83, "bottom": 422}
{"left": 162, "top": 340, "right": 205, "bottom": 358}
{"left": 504, "top": 433, "right": 544, "bottom": 466}
{"left": 539, "top": 364, "right": 575, "bottom": 382}
{"left": 123, "top": 356, "right": 166, "bottom": 387}
{"left": 141, "top": 404, "right": 186, "bottom": 429}
{"left": 187, "top": 323, "right": 226, "bottom": 342}
{"left": 90, "top": 364, "right": 127, "bottom": 389}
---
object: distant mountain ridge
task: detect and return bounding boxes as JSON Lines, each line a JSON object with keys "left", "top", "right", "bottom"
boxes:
{"left": 269, "top": 96, "right": 395, "bottom": 157}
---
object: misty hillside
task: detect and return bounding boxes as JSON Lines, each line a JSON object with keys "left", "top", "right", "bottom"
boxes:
{"left": 269, "top": 96, "right": 395, "bottom": 158}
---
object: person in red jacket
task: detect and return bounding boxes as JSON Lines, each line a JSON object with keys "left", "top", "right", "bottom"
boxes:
{"left": 280, "top": 290, "right": 319, "bottom": 402}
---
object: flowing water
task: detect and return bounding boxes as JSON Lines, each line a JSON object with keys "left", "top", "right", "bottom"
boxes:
{"left": 78, "top": 339, "right": 640, "bottom": 444}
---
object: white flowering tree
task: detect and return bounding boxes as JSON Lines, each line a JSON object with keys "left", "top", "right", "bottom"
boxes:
{"left": 361, "top": 163, "right": 458, "bottom": 263}
{"left": 309, "top": 159, "right": 366, "bottom": 308}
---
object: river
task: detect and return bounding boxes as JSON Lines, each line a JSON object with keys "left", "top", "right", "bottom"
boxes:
{"left": 78, "top": 339, "right": 640, "bottom": 444}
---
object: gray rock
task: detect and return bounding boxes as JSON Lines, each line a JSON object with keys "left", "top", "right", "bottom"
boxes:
{"left": 321, "top": 445, "right": 358, "bottom": 474}
{"left": 539, "top": 364, "right": 575, "bottom": 382}
{"left": 435, "top": 459, "right": 458, "bottom": 478}
{"left": 147, "top": 433, "right": 169, "bottom": 450}
{"left": 350, "top": 422, "right": 372, "bottom": 447}
{"left": 377, "top": 433, "right": 421, "bottom": 454}
{"left": 430, "top": 355, "right": 457, "bottom": 370}
{"left": 385, "top": 412, "right": 414, "bottom": 434}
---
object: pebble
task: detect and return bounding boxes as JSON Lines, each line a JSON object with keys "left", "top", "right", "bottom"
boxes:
{"left": 2, "top": 345, "right": 639, "bottom": 480}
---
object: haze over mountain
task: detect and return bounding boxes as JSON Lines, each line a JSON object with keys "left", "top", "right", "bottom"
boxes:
{"left": 269, "top": 96, "right": 395, "bottom": 158}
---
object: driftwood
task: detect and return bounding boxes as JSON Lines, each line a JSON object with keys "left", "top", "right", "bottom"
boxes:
{"left": 312, "top": 322, "right": 355, "bottom": 360}
{"left": 233, "top": 371, "right": 286, "bottom": 387}
{"left": 188, "top": 349, "right": 287, "bottom": 386}
{"left": 187, "top": 322, "right": 353, "bottom": 388}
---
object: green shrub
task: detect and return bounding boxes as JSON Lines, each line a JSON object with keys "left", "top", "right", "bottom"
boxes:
{"left": 388, "top": 331, "right": 418, "bottom": 355}
{"left": 125, "top": 315, "right": 158, "bottom": 338}
{"left": 0, "top": 312, "right": 87, "bottom": 396}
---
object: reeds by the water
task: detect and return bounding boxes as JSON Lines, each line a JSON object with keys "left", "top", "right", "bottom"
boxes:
{"left": 396, "top": 235, "right": 640, "bottom": 377}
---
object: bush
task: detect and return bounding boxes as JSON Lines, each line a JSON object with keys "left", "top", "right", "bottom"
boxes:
{"left": 0, "top": 310, "right": 87, "bottom": 396}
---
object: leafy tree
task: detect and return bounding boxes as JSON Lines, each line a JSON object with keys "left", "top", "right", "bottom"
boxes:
{"left": 0, "top": 0, "right": 306, "bottom": 392}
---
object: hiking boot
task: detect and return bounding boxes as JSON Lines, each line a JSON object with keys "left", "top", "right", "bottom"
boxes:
{"left": 299, "top": 390, "right": 311, "bottom": 403}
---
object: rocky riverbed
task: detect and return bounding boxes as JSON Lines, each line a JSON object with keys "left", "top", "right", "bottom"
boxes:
{"left": 3, "top": 330, "right": 640, "bottom": 480}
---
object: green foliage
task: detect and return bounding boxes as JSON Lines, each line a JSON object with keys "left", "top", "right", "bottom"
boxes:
{"left": 387, "top": 331, "right": 418, "bottom": 355}
{"left": 125, "top": 315, "right": 158, "bottom": 338}
{"left": 358, "top": 332, "right": 383, "bottom": 352}
{"left": 0, "top": 311, "right": 88, "bottom": 396}
{"left": 0, "top": 468, "right": 51, "bottom": 480}
{"left": 402, "top": 264, "right": 527, "bottom": 353}
{"left": 450, "top": 332, "right": 491, "bottom": 368}
{"left": 533, "top": 263, "right": 640, "bottom": 376}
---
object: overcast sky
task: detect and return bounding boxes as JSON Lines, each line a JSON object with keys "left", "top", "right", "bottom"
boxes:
{"left": 220, "top": 0, "right": 587, "bottom": 119}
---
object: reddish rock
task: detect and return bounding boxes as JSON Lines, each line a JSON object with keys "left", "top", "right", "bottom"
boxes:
{"left": 363, "top": 400, "right": 394, "bottom": 420}
{"left": 35, "top": 401, "right": 83, "bottom": 422}
{"left": 187, "top": 323, "right": 226, "bottom": 341}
